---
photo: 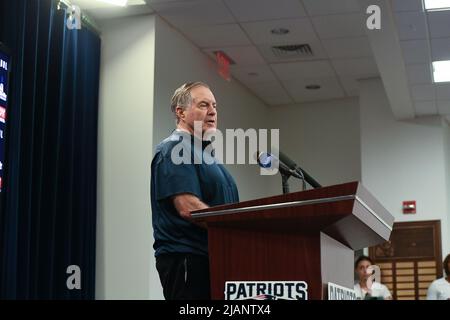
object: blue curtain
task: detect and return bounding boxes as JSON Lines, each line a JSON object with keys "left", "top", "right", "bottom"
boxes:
{"left": 0, "top": 0, "right": 100, "bottom": 299}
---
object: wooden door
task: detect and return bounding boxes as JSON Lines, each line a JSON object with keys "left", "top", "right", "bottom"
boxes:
{"left": 369, "top": 220, "right": 443, "bottom": 300}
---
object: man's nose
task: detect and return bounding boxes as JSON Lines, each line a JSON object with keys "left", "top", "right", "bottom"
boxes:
{"left": 207, "top": 105, "right": 217, "bottom": 115}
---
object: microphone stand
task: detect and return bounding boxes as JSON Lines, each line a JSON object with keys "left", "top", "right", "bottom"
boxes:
{"left": 281, "top": 173, "right": 290, "bottom": 194}
{"left": 280, "top": 166, "right": 316, "bottom": 194}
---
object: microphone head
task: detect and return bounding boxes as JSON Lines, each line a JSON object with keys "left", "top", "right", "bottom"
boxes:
{"left": 255, "top": 151, "right": 274, "bottom": 168}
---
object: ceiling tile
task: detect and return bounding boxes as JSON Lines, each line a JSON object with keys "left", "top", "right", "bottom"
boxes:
{"left": 257, "top": 39, "right": 329, "bottom": 63}
{"left": 391, "top": 0, "right": 424, "bottom": 12}
{"left": 431, "top": 37, "right": 450, "bottom": 61}
{"left": 260, "top": 95, "right": 294, "bottom": 106}
{"left": 311, "top": 13, "right": 366, "bottom": 39}
{"left": 400, "top": 40, "right": 431, "bottom": 64}
{"left": 436, "top": 84, "right": 450, "bottom": 100}
{"left": 282, "top": 77, "right": 346, "bottom": 103}
{"left": 271, "top": 60, "right": 335, "bottom": 81}
{"left": 332, "top": 57, "right": 379, "bottom": 77}
{"left": 223, "top": 0, "right": 307, "bottom": 22}
{"left": 394, "top": 11, "right": 427, "bottom": 40}
{"left": 302, "top": 0, "right": 360, "bottom": 16}
{"left": 406, "top": 64, "right": 432, "bottom": 84}
{"left": 437, "top": 100, "right": 450, "bottom": 114}
{"left": 150, "top": 0, "right": 235, "bottom": 28}
{"left": 428, "top": 11, "right": 450, "bottom": 38}
{"left": 414, "top": 101, "right": 438, "bottom": 116}
{"left": 183, "top": 24, "right": 251, "bottom": 47}
{"left": 240, "top": 18, "right": 317, "bottom": 45}
{"left": 203, "top": 46, "right": 265, "bottom": 66}
{"left": 322, "top": 36, "right": 373, "bottom": 59}
{"left": 231, "top": 65, "right": 278, "bottom": 84}
{"left": 411, "top": 84, "right": 435, "bottom": 101}
{"left": 247, "top": 81, "right": 288, "bottom": 98}
{"left": 339, "top": 76, "right": 360, "bottom": 96}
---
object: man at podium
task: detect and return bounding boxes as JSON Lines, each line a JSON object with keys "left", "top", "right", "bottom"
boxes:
{"left": 151, "top": 82, "right": 239, "bottom": 300}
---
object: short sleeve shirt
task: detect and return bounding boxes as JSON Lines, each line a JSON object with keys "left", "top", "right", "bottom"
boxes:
{"left": 354, "top": 282, "right": 392, "bottom": 300}
{"left": 427, "top": 277, "right": 450, "bottom": 300}
{"left": 151, "top": 130, "right": 239, "bottom": 256}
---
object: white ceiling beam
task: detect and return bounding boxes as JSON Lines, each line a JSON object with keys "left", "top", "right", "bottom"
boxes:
{"left": 358, "top": 0, "right": 415, "bottom": 119}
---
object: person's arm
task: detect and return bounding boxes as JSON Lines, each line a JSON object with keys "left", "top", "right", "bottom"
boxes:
{"left": 382, "top": 284, "right": 393, "bottom": 300}
{"left": 152, "top": 151, "right": 206, "bottom": 226}
{"left": 172, "top": 193, "right": 208, "bottom": 228}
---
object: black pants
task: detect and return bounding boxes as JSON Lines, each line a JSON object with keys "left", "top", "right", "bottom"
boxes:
{"left": 156, "top": 253, "right": 211, "bottom": 300}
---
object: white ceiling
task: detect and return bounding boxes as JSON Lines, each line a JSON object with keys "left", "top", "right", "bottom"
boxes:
{"left": 72, "top": 0, "right": 450, "bottom": 119}
{"left": 144, "top": 0, "right": 378, "bottom": 106}
{"left": 392, "top": 0, "right": 450, "bottom": 117}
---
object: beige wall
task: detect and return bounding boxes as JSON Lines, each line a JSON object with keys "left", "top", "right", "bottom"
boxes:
{"left": 96, "top": 15, "right": 156, "bottom": 299}
{"left": 267, "top": 98, "right": 361, "bottom": 192}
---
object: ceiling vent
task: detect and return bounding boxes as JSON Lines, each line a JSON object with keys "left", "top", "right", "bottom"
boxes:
{"left": 271, "top": 44, "right": 314, "bottom": 59}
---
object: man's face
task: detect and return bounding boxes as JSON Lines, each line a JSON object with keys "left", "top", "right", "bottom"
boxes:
{"left": 356, "top": 260, "right": 372, "bottom": 281}
{"left": 178, "top": 86, "right": 217, "bottom": 136}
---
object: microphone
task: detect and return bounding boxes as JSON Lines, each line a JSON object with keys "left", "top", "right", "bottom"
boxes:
{"left": 255, "top": 151, "right": 301, "bottom": 178}
{"left": 255, "top": 150, "right": 322, "bottom": 189}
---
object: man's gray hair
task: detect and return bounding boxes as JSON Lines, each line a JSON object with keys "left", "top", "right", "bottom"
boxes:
{"left": 171, "top": 82, "right": 210, "bottom": 123}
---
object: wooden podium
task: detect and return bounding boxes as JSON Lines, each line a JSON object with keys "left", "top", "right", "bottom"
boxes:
{"left": 191, "top": 181, "right": 394, "bottom": 300}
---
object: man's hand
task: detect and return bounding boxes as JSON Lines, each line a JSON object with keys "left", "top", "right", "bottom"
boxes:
{"left": 172, "top": 193, "right": 208, "bottom": 228}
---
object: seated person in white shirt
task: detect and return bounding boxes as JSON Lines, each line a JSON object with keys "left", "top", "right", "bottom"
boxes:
{"left": 354, "top": 255, "right": 392, "bottom": 300}
{"left": 427, "top": 254, "right": 450, "bottom": 300}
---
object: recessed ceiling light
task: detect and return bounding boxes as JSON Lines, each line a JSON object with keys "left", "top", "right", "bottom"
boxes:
{"left": 95, "top": 0, "right": 128, "bottom": 7}
{"left": 305, "top": 84, "right": 321, "bottom": 90}
{"left": 271, "top": 28, "right": 290, "bottom": 35}
{"left": 424, "top": 0, "right": 450, "bottom": 11}
{"left": 432, "top": 60, "right": 450, "bottom": 82}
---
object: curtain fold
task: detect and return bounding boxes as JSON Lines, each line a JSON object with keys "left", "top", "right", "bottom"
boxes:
{"left": 0, "top": 0, "right": 100, "bottom": 299}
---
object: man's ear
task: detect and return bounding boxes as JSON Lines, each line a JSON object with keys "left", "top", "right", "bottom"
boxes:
{"left": 175, "top": 106, "right": 184, "bottom": 121}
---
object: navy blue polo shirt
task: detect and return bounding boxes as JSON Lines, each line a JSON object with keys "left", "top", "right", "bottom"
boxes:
{"left": 151, "top": 130, "right": 239, "bottom": 257}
